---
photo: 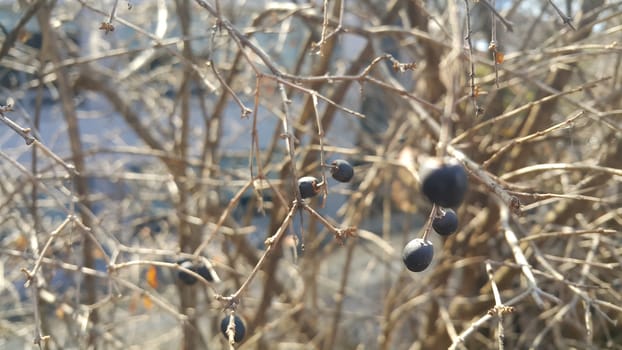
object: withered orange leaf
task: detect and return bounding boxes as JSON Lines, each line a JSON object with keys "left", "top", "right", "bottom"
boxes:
{"left": 142, "top": 295, "right": 153, "bottom": 310}
{"left": 495, "top": 52, "right": 505, "bottom": 64}
{"left": 55, "top": 306, "right": 64, "bottom": 319}
{"left": 146, "top": 265, "right": 158, "bottom": 289}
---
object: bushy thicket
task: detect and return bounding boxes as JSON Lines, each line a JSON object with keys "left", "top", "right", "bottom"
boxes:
{"left": 1, "top": 1, "right": 620, "bottom": 349}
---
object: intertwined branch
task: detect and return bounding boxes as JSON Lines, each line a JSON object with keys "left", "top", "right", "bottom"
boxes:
{"left": 0, "top": 1, "right": 620, "bottom": 349}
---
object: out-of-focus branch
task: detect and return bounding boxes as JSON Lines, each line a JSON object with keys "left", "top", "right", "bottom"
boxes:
{"left": 498, "top": 201, "right": 544, "bottom": 307}
{"left": 0, "top": 0, "right": 45, "bottom": 60}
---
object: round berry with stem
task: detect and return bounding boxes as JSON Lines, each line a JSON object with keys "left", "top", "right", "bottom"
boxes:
{"left": 432, "top": 208, "right": 459, "bottom": 236}
{"left": 330, "top": 159, "right": 354, "bottom": 183}
{"left": 298, "top": 176, "right": 321, "bottom": 199}
{"left": 402, "top": 238, "right": 434, "bottom": 272}
{"left": 220, "top": 314, "right": 246, "bottom": 343}
{"left": 421, "top": 164, "right": 468, "bottom": 208}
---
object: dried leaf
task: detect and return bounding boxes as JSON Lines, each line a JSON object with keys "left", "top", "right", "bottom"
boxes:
{"left": 55, "top": 306, "right": 64, "bottom": 319}
{"left": 99, "top": 22, "right": 115, "bottom": 34}
{"left": 146, "top": 265, "right": 158, "bottom": 289}
{"left": 142, "top": 295, "right": 153, "bottom": 310}
{"left": 495, "top": 52, "right": 505, "bottom": 64}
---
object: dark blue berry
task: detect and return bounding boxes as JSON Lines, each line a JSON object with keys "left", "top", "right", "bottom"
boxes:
{"left": 402, "top": 238, "right": 434, "bottom": 272}
{"left": 422, "top": 164, "right": 468, "bottom": 208}
{"left": 330, "top": 159, "right": 354, "bottom": 182}
{"left": 298, "top": 176, "right": 320, "bottom": 199}
{"left": 220, "top": 315, "right": 246, "bottom": 343}
{"left": 177, "top": 260, "right": 197, "bottom": 285}
{"left": 195, "top": 264, "right": 214, "bottom": 282}
{"left": 432, "top": 208, "right": 459, "bottom": 236}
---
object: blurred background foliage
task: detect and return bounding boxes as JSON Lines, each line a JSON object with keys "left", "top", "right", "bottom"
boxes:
{"left": 0, "top": 0, "right": 621, "bottom": 349}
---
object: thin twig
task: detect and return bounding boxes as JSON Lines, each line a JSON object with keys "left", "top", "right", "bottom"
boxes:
{"left": 486, "top": 261, "right": 511, "bottom": 350}
{"left": 482, "top": 110, "right": 585, "bottom": 168}
{"left": 452, "top": 77, "right": 609, "bottom": 144}
{"left": 500, "top": 162, "right": 622, "bottom": 181}
{"left": 277, "top": 81, "right": 303, "bottom": 201}
{"left": 302, "top": 202, "right": 356, "bottom": 244}
{"left": 463, "top": 0, "right": 482, "bottom": 116}
{"left": 99, "top": 0, "right": 119, "bottom": 33}
{"left": 209, "top": 59, "right": 252, "bottom": 118}
{"left": 108, "top": 0, "right": 119, "bottom": 24}
{"left": 498, "top": 200, "right": 544, "bottom": 308}
{"left": 112, "top": 275, "right": 189, "bottom": 321}
{"left": 548, "top": 0, "right": 576, "bottom": 30}
{"left": 193, "top": 179, "right": 254, "bottom": 256}
{"left": 22, "top": 216, "right": 73, "bottom": 287}
{"left": 446, "top": 145, "right": 522, "bottom": 216}
{"left": 531, "top": 244, "right": 618, "bottom": 325}
{"left": 0, "top": 104, "right": 36, "bottom": 145}
{"left": 313, "top": 0, "right": 345, "bottom": 55}
{"left": 109, "top": 260, "right": 217, "bottom": 290}
{"left": 225, "top": 312, "right": 238, "bottom": 347}
{"left": 30, "top": 276, "right": 50, "bottom": 347}
{"left": 519, "top": 228, "right": 617, "bottom": 242}
{"left": 489, "top": 0, "right": 500, "bottom": 88}
{"left": 448, "top": 288, "right": 532, "bottom": 350}
{"left": 217, "top": 203, "right": 298, "bottom": 307}
{"left": 477, "top": 0, "right": 514, "bottom": 32}
{"left": 311, "top": 93, "right": 329, "bottom": 205}
{"left": 420, "top": 204, "right": 437, "bottom": 241}
{"left": 249, "top": 77, "right": 262, "bottom": 183}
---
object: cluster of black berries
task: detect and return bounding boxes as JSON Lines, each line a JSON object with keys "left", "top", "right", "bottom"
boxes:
{"left": 174, "top": 160, "right": 354, "bottom": 343}
{"left": 176, "top": 260, "right": 247, "bottom": 343}
{"left": 402, "top": 162, "right": 468, "bottom": 272}
{"left": 297, "top": 159, "right": 354, "bottom": 199}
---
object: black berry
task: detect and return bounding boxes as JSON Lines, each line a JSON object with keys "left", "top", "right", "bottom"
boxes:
{"left": 195, "top": 264, "right": 214, "bottom": 282}
{"left": 402, "top": 238, "right": 434, "bottom": 272}
{"left": 432, "top": 208, "right": 459, "bottom": 236}
{"left": 330, "top": 159, "right": 354, "bottom": 182}
{"left": 422, "top": 164, "right": 468, "bottom": 208}
{"left": 298, "top": 176, "right": 320, "bottom": 199}
{"left": 177, "top": 260, "right": 214, "bottom": 284}
{"left": 177, "top": 260, "right": 197, "bottom": 285}
{"left": 220, "top": 315, "right": 246, "bottom": 343}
